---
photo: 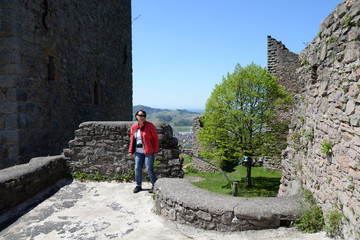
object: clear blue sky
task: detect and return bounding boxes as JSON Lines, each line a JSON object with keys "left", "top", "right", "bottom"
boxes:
{"left": 132, "top": 0, "right": 343, "bottom": 110}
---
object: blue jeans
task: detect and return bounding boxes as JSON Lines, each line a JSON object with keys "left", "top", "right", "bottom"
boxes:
{"left": 134, "top": 152, "right": 157, "bottom": 186}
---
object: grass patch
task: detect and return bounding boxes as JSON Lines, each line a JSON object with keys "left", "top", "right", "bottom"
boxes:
{"left": 72, "top": 170, "right": 135, "bottom": 182}
{"left": 181, "top": 154, "right": 193, "bottom": 165}
{"left": 184, "top": 165, "right": 282, "bottom": 198}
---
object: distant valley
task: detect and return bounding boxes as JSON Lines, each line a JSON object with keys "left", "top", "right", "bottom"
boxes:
{"left": 132, "top": 105, "right": 203, "bottom": 132}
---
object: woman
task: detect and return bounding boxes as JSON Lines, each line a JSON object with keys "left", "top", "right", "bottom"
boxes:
{"left": 129, "top": 110, "right": 159, "bottom": 193}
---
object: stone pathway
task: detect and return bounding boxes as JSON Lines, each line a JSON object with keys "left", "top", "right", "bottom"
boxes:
{"left": 0, "top": 179, "right": 332, "bottom": 240}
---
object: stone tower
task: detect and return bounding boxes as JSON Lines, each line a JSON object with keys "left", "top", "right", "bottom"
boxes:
{"left": 0, "top": 0, "right": 132, "bottom": 169}
{"left": 267, "top": 35, "right": 301, "bottom": 95}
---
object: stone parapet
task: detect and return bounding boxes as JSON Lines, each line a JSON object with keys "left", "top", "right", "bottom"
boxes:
{"left": 154, "top": 178, "right": 301, "bottom": 231}
{"left": 0, "top": 155, "right": 67, "bottom": 215}
{"left": 64, "top": 121, "right": 184, "bottom": 179}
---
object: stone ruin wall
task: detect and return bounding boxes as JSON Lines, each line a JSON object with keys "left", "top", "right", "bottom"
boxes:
{"left": 265, "top": 36, "right": 301, "bottom": 171}
{"left": 267, "top": 35, "right": 302, "bottom": 95}
{"left": 267, "top": 35, "right": 301, "bottom": 122}
{"left": 279, "top": 1, "right": 360, "bottom": 239}
{"left": 192, "top": 117, "right": 217, "bottom": 173}
{"left": 0, "top": 0, "right": 132, "bottom": 169}
{"left": 64, "top": 121, "right": 184, "bottom": 179}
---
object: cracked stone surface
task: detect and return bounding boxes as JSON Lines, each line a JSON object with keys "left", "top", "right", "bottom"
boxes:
{"left": 0, "top": 179, "right": 331, "bottom": 240}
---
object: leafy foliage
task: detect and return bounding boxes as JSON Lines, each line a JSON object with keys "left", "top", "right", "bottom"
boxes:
{"left": 325, "top": 208, "right": 342, "bottom": 237}
{"left": 72, "top": 170, "right": 135, "bottom": 182}
{"left": 345, "top": 14, "right": 352, "bottom": 27}
{"left": 184, "top": 164, "right": 198, "bottom": 174}
{"left": 321, "top": 141, "right": 333, "bottom": 155}
{"left": 295, "top": 190, "right": 325, "bottom": 233}
{"left": 198, "top": 63, "right": 292, "bottom": 172}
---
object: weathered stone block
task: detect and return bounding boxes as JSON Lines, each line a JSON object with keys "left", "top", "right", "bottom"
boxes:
{"left": 0, "top": 102, "right": 16, "bottom": 114}
{"left": 196, "top": 210, "right": 212, "bottom": 221}
{"left": 345, "top": 99, "right": 356, "bottom": 115}
{"left": 221, "top": 211, "right": 234, "bottom": 225}
{"left": 7, "top": 145, "right": 19, "bottom": 157}
{"left": 249, "top": 219, "right": 280, "bottom": 228}
{"left": 344, "top": 42, "right": 359, "bottom": 63}
{"left": 1, "top": 130, "right": 18, "bottom": 144}
{"left": 0, "top": 50, "right": 20, "bottom": 64}
{"left": 0, "top": 91, "right": 6, "bottom": 103}
{"left": 5, "top": 114, "right": 17, "bottom": 129}
{"left": 168, "top": 208, "right": 176, "bottom": 221}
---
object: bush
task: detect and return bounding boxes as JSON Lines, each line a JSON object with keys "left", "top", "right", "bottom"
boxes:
{"left": 295, "top": 190, "right": 325, "bottom": 233}
{"left": 184, "top": 164, "right": 198, "bottom": 173}
{"left": 73, "top": 170, "right": 135, "bottom": 182}
{"left": 325, "top": 208, "right": 342, "bottom": 237}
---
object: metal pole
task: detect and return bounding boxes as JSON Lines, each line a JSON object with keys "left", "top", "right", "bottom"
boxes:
{"left": 233, "top": 182, "right": 238, "bottom": 197}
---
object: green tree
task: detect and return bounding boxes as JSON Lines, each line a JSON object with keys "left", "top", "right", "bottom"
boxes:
{"left": 158, "top": 114, "right": 172, "bottom": 122}
{"left": 198, "top": 63, "right": 292, "bottom": 187}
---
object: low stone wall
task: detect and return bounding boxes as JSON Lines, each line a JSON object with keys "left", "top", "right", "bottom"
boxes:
{"left": 154, "top": 178, "right": 301, "bottom": 231}
{"left": 0, "top": 155, "right": 67, "bottom": 215}
{"left": 64, "top": 121, "right": 184, "bottom": 179}
{"left": 263, "top": 157, "right": 282, "bottom": 171}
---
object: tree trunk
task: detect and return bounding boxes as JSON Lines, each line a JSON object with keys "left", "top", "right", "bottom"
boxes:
{"left": 246, "top": 157, "right": 252, "bottom": 187}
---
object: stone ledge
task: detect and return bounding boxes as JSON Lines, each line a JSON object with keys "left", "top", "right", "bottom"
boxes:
{"left": 0, "top": 155, "right": 67, "bottom": 215}
{"left": 154, "top": 178, "right": 302, "bottom": 231}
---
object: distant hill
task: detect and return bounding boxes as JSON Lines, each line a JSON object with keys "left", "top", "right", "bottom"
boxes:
{"left": 133, "top": 105, "right": 203, "bottom": 115}
{"left": 133, "top": 105, "right": 170, "bottom": 115}
{"left": 132, "top": 105, "right": 203, "bottom": 131}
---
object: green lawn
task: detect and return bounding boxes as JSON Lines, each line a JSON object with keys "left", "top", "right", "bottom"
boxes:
{"left": 180, "top": 154, "right": 193, "bottom": 165}
{"left": 184, "top": 164, "right": 282, "bottom": 198}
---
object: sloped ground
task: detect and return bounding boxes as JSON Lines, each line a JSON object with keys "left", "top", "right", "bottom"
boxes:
{"left": 0, "top": 179, "right": 331, "bottom": 240}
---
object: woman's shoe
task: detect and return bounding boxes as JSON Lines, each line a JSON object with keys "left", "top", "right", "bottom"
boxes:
{"left": 133, "top": 186, "right": 142, "bottom": 193}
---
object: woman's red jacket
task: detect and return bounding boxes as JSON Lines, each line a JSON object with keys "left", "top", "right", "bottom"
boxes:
{"left": 129, "top": 121, "right": 159, "bottom": 155}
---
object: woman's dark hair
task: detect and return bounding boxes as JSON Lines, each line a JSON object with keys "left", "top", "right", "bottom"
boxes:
{"left": 135, "top": 109, "right": 147, "bottom": 118}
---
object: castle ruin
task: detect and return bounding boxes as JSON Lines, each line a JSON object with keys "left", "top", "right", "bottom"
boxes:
{"left": 0, "top": 0, "right": 132, "bottom": 169}
{"left": 278, "top": 1, "right": 360, "bottom": 238}
{"left": 193, "top": 1, "right": 360, "bottom": 238}
{"left": 1, "top": 0, "right": 360, "bottom": 238}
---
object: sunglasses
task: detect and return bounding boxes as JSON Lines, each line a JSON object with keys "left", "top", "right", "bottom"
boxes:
{"left": 137, "top": 114, "right": 146, "bottom": 117}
